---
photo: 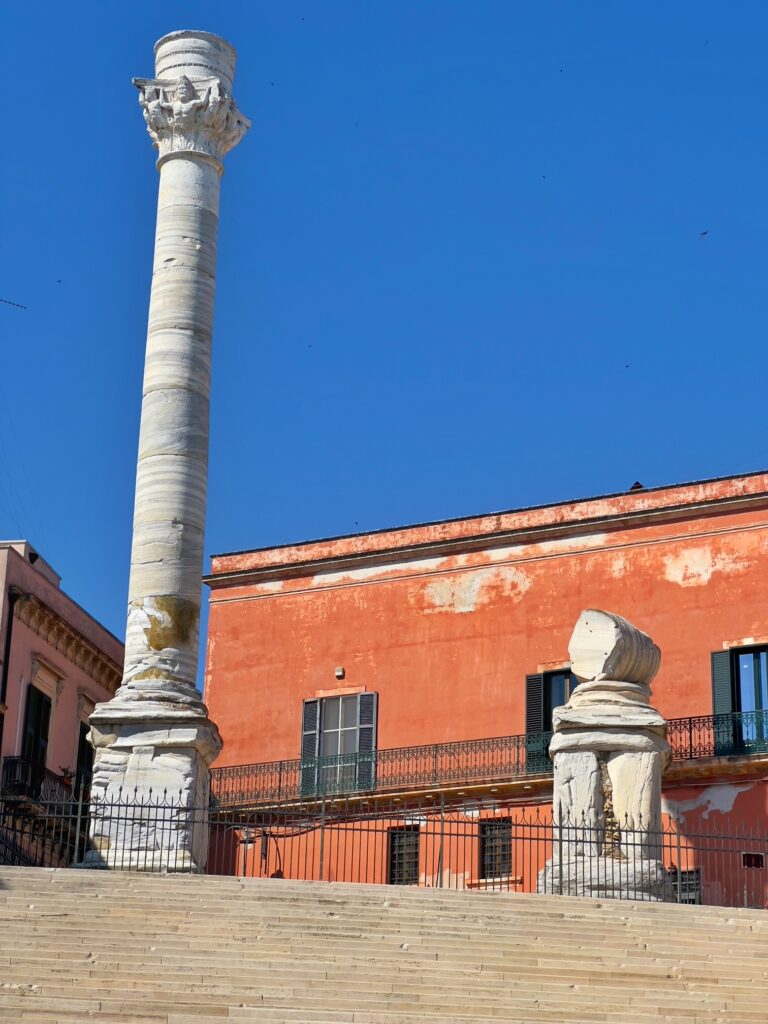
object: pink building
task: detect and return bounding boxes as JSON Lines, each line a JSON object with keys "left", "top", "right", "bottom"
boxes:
{"left": 0, "top": 542, "right": 123, "bottom": 800}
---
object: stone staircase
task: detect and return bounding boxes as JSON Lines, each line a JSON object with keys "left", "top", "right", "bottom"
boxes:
{"left": 0, "top": 869, "right": 766, "bottom": 1023}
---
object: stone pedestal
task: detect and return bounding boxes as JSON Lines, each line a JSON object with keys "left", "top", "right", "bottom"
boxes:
{"left": 538, "top": 610, "right": 674, "bottom": 901}
{"left": 85, "top": 30, "right": 249, "bottom": 871}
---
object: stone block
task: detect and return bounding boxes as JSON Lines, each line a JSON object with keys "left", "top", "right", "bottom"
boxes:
{"left": 569, "top": 609, "right": 660, "bottom": 685}
{"left": 537, "top": 854, "right": 674, "bottom": 902}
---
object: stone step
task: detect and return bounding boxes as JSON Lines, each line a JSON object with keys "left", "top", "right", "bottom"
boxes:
{"left": 4, "top": 963, "right": 760, "bottom": 1001}
{"left": 0, "top": 868, "right": 765, "bottom": 1023}
{"left": 1, "top": 869, "right": 763, "bottom": 917}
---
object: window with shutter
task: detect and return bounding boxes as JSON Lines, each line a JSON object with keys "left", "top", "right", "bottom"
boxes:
{"left": 299, "top": 692, "right": 378, "bottom": 797}
{"left": 714, "top": 646, "right": 768, "bottom": 756}
{"left": 22, "top": 685, "right": 51, "bottom": 798}
{"left": 524, "top": 671, "right": 574, "bottom": 773}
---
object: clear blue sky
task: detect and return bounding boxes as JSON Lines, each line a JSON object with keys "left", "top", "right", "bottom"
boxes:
{"left": 1, "top": 2, "right": 767, "bottom": 651}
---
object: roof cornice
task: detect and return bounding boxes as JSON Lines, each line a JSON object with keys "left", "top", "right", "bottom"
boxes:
{"left": 206, "top": 486, "right": 768, "bottom": 589}
{"left": 15, "top": 593, "right": 123, "bottom": 696}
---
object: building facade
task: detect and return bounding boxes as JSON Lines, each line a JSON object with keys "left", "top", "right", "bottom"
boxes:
{"left": 203, "top": 472, "right": 768, "bottom": 898}
{"left": 0, "top": 541, "right": 123, "bottom": 805}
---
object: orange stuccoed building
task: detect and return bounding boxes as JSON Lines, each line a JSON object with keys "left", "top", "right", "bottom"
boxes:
{"left": 203, "top": 471, "right": 768, "bottom": 897}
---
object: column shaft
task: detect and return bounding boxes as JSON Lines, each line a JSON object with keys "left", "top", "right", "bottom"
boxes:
{"left": 123, "top": 156, "right": 221, "bottom": 700}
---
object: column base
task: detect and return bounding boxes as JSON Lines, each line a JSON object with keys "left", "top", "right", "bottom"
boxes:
{"left": 81, "top": 704, "right": 222, "bottom": 872}
{"left": 537, "top": 854, "right": 674, "bottom": 902}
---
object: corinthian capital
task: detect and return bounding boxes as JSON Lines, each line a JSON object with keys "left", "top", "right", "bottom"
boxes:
{"left": 134, "top": 74, "right": 251, "bottom": 167}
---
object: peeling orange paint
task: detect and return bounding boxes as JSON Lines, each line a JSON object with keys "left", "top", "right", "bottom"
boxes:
{"left": 663, "top": 547, "right": 751, "bottom": 587}
{"left": 423, "top": 566, "right": 531, "bottom": 614}
{"left": 204, "top": 472, "right": 768, "bottom": 770}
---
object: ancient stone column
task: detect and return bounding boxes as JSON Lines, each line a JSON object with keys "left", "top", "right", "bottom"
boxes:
{"left": 85, "top": 31, "right": 250, "bottom": 871}
{"left": 538, "top": 610, "right": 674, "bottom": 900}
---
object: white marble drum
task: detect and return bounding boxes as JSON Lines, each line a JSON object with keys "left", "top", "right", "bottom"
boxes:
{"left": 538, "top": 609, "right": 674, "bottom": 900}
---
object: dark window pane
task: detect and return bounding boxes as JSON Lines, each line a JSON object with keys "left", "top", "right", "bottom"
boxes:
{"left": 324, "top": 698, "right": 340, "bottom": 730}
{"left": 321, "top": 731, "right": 339, "bottom": 756}
{"left": 341, "top": 729, "right": 358, "bottom": 754}
{"left": 542, "top": 670, "right": 574, "bottom": 728}
{"left": 341, "top": 696, "right": 357, "bottom": 728}
{"left": 739, "top": 655, "right": 755, "bottom": 713}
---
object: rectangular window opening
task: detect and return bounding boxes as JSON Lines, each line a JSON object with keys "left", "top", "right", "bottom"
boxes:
{"left": 479, "top": 818, "right": 512, "bottom": 879}
{"left": 742, "top": 852, "right": 765, "bottom": 870}
{"left": 672, "top": 868, "right": 702, "bottom": 905}
{"left": 22, "top": 685, "right": 52, "bottom": 797}
{"left": 388, "top": 826, "right": 420, "bottom": 886}
{"left": 300, "top": 693, "right": 378, "bottom": 798}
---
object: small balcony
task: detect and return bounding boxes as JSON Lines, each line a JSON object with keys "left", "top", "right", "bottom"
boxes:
{"left": 210, "top": 709, "right": 768, "bottom": 808}
{"left": 0, "top": 756, "right": 78, "bottom": 804}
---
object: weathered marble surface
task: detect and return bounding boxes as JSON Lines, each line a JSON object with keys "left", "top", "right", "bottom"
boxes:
{"left": 538, "top": 610, "right": 672, "bottom": 900}
{"left": 86, "top": 30, "right": 249, "bottom": 871}
{"left": 539, "top": 855, "right": 674, "bottom": 901}
{"left": 569, "top": 609, "right": 660, "bottom": 686}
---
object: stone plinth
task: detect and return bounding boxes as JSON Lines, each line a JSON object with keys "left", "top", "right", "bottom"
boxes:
{"left": 538, "top": 610, "right": 673, "bottom": 900}
{"left": 85, "top": 30, "right": 249, "bottom": 871}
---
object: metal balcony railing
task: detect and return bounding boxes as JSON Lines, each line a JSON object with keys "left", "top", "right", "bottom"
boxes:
{"left": 210, "top": 709, "right": 768, "bottom": 807}
{"left": 0, "top": 756, "right": 75, "bottom": 804}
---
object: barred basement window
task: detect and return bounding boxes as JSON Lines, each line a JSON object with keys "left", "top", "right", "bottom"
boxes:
{"left": 673, "top": 868, "right": 701, "bottom": 904}
{"left": 388, "top": 826, "right": 420, "bottom": 886}
{"left": 479, "top": 819, "right": 512, "bottom": 879}
{"left": 742, "top": 852, "right": 765, "bottom": 869}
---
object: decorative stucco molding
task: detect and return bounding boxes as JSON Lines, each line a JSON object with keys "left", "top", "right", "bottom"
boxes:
{"left": 77, "top": 690, "right": 96, "bottom": 719}
{"left": 16, "top": 595, "right": 121, "bottom": 696}
{"left": 134, "top": 75, "right": 251, "bottom": 167}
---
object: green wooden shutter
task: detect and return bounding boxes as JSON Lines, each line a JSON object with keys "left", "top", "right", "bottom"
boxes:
{"left": 356, "top": 692, "right": 378, "bottom": 791}
{"left": 711, "top": 651, "right": 736, "bottom": 755}
{"left": 300, "top": 699, "right": 321, "bottom": 797}
{"left": 526, "top": 674, "right": 545, "bottom": 734}
{"left": 525, "top": 674, "right": 548, "bottom": 772}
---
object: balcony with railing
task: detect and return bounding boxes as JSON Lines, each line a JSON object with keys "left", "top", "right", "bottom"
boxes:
{"left": 210, "top": 709, "right": 768, "bottom": 808}
{"left": 0, "top": 756, "right": 79, "bottom": 804}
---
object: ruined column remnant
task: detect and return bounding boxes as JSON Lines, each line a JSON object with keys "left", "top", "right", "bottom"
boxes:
{"left": 85, "top": 31, "right": 250, "bottom": 870}
{"left": 538, "top": 610, "right": 673, "bottom": 900}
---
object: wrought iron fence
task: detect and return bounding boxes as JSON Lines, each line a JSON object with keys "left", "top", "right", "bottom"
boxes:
{"left": 207, "top": 797, "right": 768, "bottom": 909}
{"left": 210, "top": 709, "right": 768, "bottom": 807}
{"left": 1, "top": 789, "right": 766, "bottom": 910}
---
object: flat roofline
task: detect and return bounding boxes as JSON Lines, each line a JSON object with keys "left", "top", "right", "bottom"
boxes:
{"left": 210, "top": 467, "right": 768, "bottom": 561}
{"left": 2, "top": 543, "right": 124, "bottom": 652}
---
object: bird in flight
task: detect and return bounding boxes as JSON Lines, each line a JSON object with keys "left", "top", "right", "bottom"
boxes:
{"left": 699, "top": 230, "right": 708, "bottom": 239}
